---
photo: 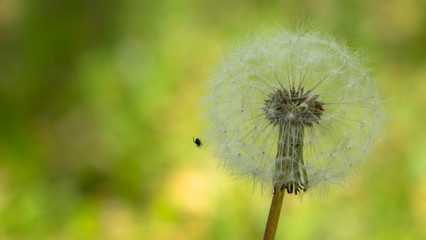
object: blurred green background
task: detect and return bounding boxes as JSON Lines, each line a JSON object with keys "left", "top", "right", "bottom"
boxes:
{"left": 0, "top": 0, "right": 425, "bottom": 239}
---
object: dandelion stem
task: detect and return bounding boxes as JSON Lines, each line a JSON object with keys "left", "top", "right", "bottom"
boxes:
{"left": 263, "top": 121, "right": 307, "bottom": 239}
{"left": 263, "top": 187, "right": 285, "bottom": 240}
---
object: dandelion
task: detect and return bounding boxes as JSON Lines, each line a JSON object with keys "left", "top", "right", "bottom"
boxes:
{"left": 201, "top": 26, "right": 384, "bottom": 239}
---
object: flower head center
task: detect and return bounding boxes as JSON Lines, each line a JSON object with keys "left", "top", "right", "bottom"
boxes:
{"left": 264, "top": 87, "right": 324, "bottom": 127}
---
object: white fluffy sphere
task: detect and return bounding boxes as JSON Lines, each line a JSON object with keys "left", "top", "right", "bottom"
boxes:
{"left": 202, "top": 26, "right": 385, "bottom": 194}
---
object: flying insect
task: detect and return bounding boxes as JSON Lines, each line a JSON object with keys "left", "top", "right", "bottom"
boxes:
{"left": 193, "top": 137, "right": 203, "bottom": 148}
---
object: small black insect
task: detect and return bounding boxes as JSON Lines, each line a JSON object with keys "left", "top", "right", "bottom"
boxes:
{"left": 193, "top": 137, "right": 203, "bottom": 148}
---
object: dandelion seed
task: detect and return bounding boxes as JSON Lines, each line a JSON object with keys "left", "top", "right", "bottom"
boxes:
{"left": 201, "top": 26, "right": 385, "bottom": 239}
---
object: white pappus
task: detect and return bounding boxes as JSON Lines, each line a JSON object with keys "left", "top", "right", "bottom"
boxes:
{"left": 201, "top": 26, "right": 385, "bottom": 195}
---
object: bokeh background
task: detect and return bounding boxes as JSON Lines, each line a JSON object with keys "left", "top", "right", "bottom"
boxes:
{"left": 0, "top": 0, "right": 425, "bottom": 239}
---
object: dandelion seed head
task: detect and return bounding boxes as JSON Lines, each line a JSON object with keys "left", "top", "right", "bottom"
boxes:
{"left": 202, "top": 26, "right": 385, "bottom": 195}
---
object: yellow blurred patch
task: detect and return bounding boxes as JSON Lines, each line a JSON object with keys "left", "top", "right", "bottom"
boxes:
{"left": 167, "top": 168, "right": 211, "bottom": 215}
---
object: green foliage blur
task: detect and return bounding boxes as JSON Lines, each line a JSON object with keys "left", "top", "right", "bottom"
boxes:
{"left": 0, "top": 0, "right": 425, "bottom": 239}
